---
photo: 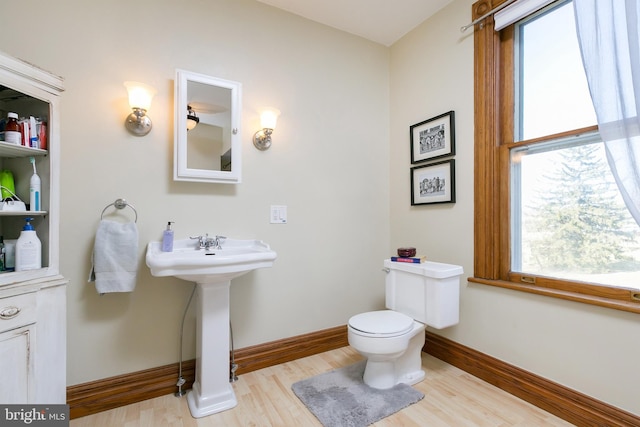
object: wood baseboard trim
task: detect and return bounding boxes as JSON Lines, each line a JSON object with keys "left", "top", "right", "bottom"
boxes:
{"left": 233, "top": 325, "right": 349, "bottom": 374}
{"left": 67, "top": 325, "right": 347, "bottom": 419}
{"left": 424, "top": 330, "right": 640, "bottom": 427}
{"left": 68, "top": 325, "right": 638, "bottom": 426}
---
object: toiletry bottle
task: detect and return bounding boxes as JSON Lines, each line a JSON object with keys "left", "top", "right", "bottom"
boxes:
{"left": 0, "top": 236, "right": 5, "bottom": 271}
{"left": 15, "top": 217, "right": 42, "bottom": 271}
{"left": 29, "top": 157, "right": 41, "bottom": 211}
{"left": 38, "top": 120, "right": 47, "bottom": 150}
{"left": 5, "top": 112, "right": 21, "bottom": 145}
{"left": 4, "top": 239, "right": 15, "bottom": 271}
{"left": 0, "top": 170, "right": 15, "bottom": 200}
{"left": 162, "top": 221, "right": 174, "bottom": 252}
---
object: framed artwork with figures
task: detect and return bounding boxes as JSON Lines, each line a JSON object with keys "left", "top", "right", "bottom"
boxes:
{"left": 410, "top": 111, "right": 455, "bottom": 164}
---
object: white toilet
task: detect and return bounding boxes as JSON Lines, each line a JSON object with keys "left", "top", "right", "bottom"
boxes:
{"left": 348, "top": 259, "right": 463, "bottom": 389}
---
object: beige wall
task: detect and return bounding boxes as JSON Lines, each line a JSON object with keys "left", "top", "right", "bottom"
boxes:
{"left": 390, "top": 0, "right": 640, "bottom": 416}
{"left": 0, "top": 0, "right": 390, "bottom": 385}
{"left": 0, "top": 0, "right": 637, "bottom": 417}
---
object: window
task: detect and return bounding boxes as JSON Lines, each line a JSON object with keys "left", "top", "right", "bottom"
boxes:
{"left": 472, "top": 0, "right": 640, "bottom": 312}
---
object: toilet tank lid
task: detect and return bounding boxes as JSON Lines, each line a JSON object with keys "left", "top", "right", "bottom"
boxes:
{"left": 384, "top": 259, "right": 463, "bottom": 278}
{"left": 349, "top": 310, "right": 414, "bottom": 336}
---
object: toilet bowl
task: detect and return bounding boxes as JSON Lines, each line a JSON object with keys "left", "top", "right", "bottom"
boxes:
{"left": 348, "top": 310, "right": 426, "bottom": 389}
{"left": 347, "top": 259, "right": 463, "bottom": 390}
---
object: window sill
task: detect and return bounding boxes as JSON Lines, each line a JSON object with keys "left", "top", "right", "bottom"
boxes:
{"left": 468, "top": 277, "right": 640, "bottom": 314}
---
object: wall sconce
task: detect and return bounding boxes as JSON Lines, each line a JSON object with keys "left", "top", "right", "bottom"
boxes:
{"left": 187, "top": 105, "right": 199, "bottom": 131}
{"left": 253, "top": 109, "right": 280, "bottom": 150}
{"left": 124, "top": 81, "right": 156, "bottom": 136}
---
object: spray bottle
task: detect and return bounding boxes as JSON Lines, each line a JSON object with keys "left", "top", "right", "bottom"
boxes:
{"left": 29, "top": 157, "right": 41, "bottom": 212}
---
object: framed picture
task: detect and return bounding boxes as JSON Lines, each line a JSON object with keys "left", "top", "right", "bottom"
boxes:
{"left": 411, "top": 159, "right": 455, "bottom": 205}
{"left": 410, "top": 111, "right": 455, "bottom": 164}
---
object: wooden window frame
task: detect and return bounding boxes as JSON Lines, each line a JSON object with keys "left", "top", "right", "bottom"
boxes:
{"left": 470, "top": 0, "right": 640, "bottom": 314}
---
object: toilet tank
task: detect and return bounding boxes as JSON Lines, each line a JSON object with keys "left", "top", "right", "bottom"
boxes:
{"left": 384, "top": 259, "right": 463, "bottom": 329}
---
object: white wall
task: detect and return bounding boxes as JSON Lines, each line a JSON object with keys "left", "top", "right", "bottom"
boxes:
{"left": 0, "top": 0, "right": 390, "bottom": 386}
{"left": 390, "top": 0, "right": 640, "bottom": 416}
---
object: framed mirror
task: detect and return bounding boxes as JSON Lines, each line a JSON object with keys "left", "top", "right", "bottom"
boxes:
{"left": 174, "top": 69, "right": 242, "bottom": 183}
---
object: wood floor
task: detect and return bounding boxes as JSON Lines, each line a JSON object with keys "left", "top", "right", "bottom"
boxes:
{"left": 69, "top": 347, "right": 574, "bottom": 426}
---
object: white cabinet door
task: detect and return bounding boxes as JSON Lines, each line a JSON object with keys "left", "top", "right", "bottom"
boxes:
{"left": 0, "top": 325, "right": 35, "bottom": 403}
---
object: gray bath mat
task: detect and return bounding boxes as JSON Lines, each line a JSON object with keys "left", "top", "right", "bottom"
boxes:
{"left": 291, "top": 360, "right": 424, "bottom": 427}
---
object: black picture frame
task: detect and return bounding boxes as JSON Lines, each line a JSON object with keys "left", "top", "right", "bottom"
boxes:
{"left": 410, "top": 111, "right": 455, "bottom": 164}
{"left": 411, "top": 159, "right": 456, "bottom": 205}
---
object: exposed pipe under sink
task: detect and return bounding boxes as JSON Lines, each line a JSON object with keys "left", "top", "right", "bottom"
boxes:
{"left": 230, "top": 323, "right": 238, "bottom": 382}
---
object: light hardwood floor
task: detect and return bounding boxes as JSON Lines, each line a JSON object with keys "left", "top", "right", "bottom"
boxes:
{"left": 69, "top": 347, "right": 574, "bottom": 426}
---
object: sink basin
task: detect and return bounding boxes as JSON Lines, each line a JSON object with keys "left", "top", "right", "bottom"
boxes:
{"left": 145, "top": 237, "right": 277, "bottom": 418}
{"left": 146, "top": 238, "right": 277, "bottom": 283}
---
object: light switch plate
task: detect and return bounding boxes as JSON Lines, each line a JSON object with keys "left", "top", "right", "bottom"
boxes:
{"left": 270, "top": 205, "right": 287, "bottom": 224}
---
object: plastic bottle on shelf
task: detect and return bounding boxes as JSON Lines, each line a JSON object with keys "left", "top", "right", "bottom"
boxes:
{"left": 4, "top": 239, "right": 15, "bottom": 271}
{"left": 0, "top": 170, "right": 15, "bottom": 200}
{"left": 15, "top": 217, "right": 42, "bottom": 271}
{"left": 0, "top": 236, "right": 5, "bottom": 271}
{"left": 5, "top": 112, "right": 21, "bottom": 144}
{"left": 38, "top": 120, "right": 47, "bottom": 150}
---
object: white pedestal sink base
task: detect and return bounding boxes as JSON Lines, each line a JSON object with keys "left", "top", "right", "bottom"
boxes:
{"left": 145, "top": 238, "right": 277, "bottom": 418}
{"left": 187, "top": 382, "right": 237, "bottom": 418}
{"left": 186, "top": 280, "right": 237, "bottom": 418}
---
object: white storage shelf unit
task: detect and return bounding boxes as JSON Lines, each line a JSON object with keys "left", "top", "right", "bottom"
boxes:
{"left": 0, "top": 50, "right": 66, "bottom": 405}
{"left": 0, "top": 51, "right": 62, "bottom": 286}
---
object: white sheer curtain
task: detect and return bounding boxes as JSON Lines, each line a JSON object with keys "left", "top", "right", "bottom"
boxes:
{"left": 573, "top": 0, "right": 640, "bottom": 226}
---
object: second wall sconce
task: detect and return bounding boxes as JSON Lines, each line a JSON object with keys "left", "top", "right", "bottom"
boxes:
{"left": 253, "top": 109, "right": 280, "bottom": 150}
{"left": 124, "top": 81, "right": 157, "bottom": 136}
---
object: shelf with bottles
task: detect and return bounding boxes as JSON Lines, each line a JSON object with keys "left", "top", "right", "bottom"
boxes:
{"left": 0, "top": 84, "right": 49, "bottom": 156}
{"left": 0, "top": 141, "right": 47, "bottom": 158}
{"left": 0, "top": 210, "right": 46, "bottom": 217}
{"left": 0, "top": 214, "right": 50, "bottom": 276}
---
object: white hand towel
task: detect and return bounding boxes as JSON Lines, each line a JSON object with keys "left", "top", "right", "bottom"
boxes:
{"left": 89, "top": 220, "right": 139, "bottom": 294}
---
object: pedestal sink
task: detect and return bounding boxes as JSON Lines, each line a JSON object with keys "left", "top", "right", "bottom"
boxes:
{"left": 146, "top": 238, "right": 277, "bottom": 418}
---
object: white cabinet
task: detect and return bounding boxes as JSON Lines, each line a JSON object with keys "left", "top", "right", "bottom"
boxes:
{"left": 0, "top": 51, "right": 66, "bottom": 404}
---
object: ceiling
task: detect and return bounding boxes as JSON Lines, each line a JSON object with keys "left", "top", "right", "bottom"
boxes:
{"left": 255, "top": 0, "right": 456, "bottom": 46}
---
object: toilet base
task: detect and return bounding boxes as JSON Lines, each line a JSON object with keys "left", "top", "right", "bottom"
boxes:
{"left": 362, "top": 358, "right": 426, "bottom": 389}
{"left": 397, "top": 369, "right": 425, "bottom": 386}
{"left": 363, "top": 360, "right": 397, "bottom": 389}
{"left": 357, "top": 321, "right": 426, "bottom": 390}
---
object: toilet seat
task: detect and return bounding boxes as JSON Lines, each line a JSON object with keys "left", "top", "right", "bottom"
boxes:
{"left": 348, "top": 310, "right": 414, "bottom": 337}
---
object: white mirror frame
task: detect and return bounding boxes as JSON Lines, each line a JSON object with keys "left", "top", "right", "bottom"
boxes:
{"left": 174, "top": 69, "right": 242, "bottom": 183}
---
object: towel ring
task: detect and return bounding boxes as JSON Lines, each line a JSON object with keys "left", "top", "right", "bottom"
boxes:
{"left": 100, "top": 198, "right": 138, "bottom": 223}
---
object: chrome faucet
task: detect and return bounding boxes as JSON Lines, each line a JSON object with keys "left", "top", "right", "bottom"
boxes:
{"left": 190, "top": 234, "right": 226, "bottom": 250}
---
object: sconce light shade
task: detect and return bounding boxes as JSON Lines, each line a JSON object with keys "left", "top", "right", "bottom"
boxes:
{"left": 253, "top": 109, "right": 280, "bottom": 150}
{"left": 187, "top": 105, "right": 199, "bottom": 131}
{"left": 260, "top": 110, "right": 279, "bottom": 130}
{"left": 124, "top": 81, "right": 157, "bottom": 136}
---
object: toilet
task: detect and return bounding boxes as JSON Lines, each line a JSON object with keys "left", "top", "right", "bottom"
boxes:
{"left": 348, "top": 259, "right": 463, "bottom": 389}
